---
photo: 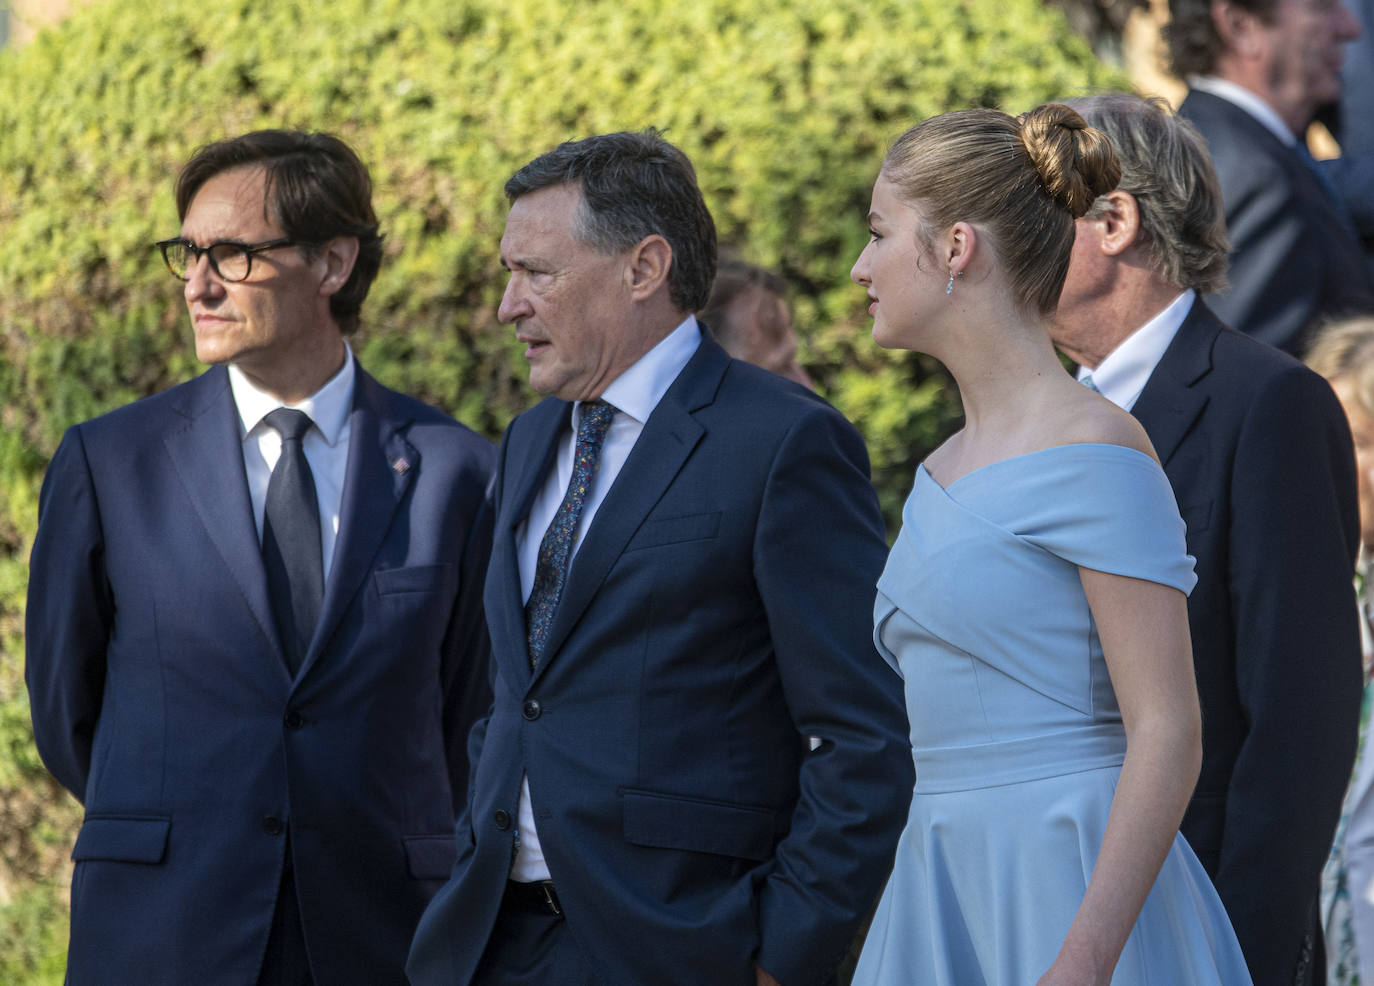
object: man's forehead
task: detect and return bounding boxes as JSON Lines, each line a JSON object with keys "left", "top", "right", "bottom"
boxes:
{"left": 1272, "top": 0, "right": 1336, "bottom": 22}
{"left": 500, "top": 185, "right": 586, "bottom": 256}
{"left": 180, "top": 164, "right": 277, "bottom": 236}
{"left": 506, "top": 184, "right": 582, "bottom": 229}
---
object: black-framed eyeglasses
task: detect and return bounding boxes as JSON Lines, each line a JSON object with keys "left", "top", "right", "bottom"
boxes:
{"left": 155, "top": 237, "right": 298, "bottom": 282}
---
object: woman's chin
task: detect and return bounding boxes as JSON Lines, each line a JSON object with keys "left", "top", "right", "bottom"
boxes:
{"left": 872, "top": 324, "right": 909, "bottom": 351}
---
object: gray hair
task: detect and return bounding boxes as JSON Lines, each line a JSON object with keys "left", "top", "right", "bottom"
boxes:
{"left": 504, "top": 129, "right": 717, "bottom": 313}
{"left": 1307, "top": 317, "right": 1374, "bottom": 417}
{"left": 1065, "top": 93, "right": 1230, "bottom": 295}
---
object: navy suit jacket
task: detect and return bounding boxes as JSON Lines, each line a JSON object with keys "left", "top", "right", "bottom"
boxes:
{"left": 406, "top": 337, "right": 913, "bottom": 986}
{"left": 1179, "top": 89, "right": 1374, "bottom": 355}
{"left": 25, "top": 362, "right": 496, "bottom": 985}
{"left": 1132, "top": 300, "right": 1362, "bottom": 986}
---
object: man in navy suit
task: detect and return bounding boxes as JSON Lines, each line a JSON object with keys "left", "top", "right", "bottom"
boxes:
{"left": 406, "top": 131, "right": 912, "bottom": 986}
{"left": 1050, "top": 93, "right": 1363, "bottom": 986}
{"left": 1166, "top": 0, "right": 1374, "bottom": 354}
{"left": 25, "top": 130, "right": 496, "bottom": 985}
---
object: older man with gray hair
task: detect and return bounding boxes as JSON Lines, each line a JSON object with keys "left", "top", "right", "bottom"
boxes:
{"left": 406, "top": 129, "right": 911, "bottom": 986}
{"left": 1049, "top": 92, "right": 1363, "bottom": 986}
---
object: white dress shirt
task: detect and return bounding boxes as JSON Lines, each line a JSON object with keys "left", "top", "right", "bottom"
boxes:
{"left": 1189, "top": 76, "right": 1298, "bottom": 146}
{"left": 227, "top": 343, "right": 355, "bottom": 578}
{"left": 509, "top": 315, "right": 702, "bottom": 882}
{"left": 1078, "top": 291, "right": 1195, "bottom": 411}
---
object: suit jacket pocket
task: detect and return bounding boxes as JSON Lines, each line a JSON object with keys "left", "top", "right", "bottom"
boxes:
{"left": 72, "top": 815, "right": 171, "bottom": 864}
{"left": 403, "top": 834, "right": 457, "bottom": 879}
{"left": 374, "top": 563, "right": 454, "bottom": 595}
{"left": 625, "top": 512, "right": 721, "bottom": 552}
{"left": 622, "top": 787, "right": 775, "bottom": 862}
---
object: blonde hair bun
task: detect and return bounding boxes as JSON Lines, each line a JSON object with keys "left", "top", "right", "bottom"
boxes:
{"left": 1017, "top": 103, "right": 1121, "bottom": 218}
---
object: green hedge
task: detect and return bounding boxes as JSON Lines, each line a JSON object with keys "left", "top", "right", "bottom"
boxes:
{"left": 0, "top": 0, "right": 1121, "bottom": 977}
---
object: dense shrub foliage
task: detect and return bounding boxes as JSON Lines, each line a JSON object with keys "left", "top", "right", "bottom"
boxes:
{"left": 0, "top": 0, "right": 1120, "bottom": 977}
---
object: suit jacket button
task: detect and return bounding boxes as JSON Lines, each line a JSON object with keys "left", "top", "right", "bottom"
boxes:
{"left": 262, "top": 816, "right": 284, "bottom": 836}
{"left": 522, "top": 700, "right": 541, "bottom": 721}
{"left": 283, "top": 710, "right": 304, "bottom": 729}
{"left": 493, "top": 809, "right": 512, "bottom": 830}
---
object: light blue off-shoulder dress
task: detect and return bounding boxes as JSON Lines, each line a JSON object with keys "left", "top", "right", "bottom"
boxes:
{"left": 854, "top": 444, "right": 1252, "bottom": 986}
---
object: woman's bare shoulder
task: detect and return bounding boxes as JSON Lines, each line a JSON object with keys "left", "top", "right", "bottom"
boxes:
{"left": 1059, "top": 393, "right": 1158, "bottom": 463}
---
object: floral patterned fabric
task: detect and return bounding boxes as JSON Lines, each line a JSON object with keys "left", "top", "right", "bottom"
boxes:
{"left": 1324, "top": 558, "right": 1374, "bottom": 986}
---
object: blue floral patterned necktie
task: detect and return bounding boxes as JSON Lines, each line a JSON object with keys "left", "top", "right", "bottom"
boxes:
{"left": 525, "top": 400, "right": 617, "bottom": 669}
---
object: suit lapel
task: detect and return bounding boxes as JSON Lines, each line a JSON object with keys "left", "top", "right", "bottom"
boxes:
{"left": 162, "top": 367, "right": 283, "bottom": 660}
{"left": 1193, "top": 90, "right": 1362, "bottom": 244}
{"left": 489, "top": 399, "right": 567, "bottom": 686}
{"left": 529, "top": 340, "right": 727, "bottom": 684}
{"left": 1132, "top": 300, "right": 1218, "bottom": 467}
{"left": 297, "top": 368, "right": 416, "bottom": 680}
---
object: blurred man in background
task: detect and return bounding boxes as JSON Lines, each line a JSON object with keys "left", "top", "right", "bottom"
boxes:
{"left": 1167, "top": 0, "right": 1374, "bottom": 353}
{"left": 699, "top": 259, "right": 814, "bottom": 389}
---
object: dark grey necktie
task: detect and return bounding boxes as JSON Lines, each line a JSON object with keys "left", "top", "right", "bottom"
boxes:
{"left": 262, "top": 408, "right": 324, "bottom": 675}
{"left": 524, "top": 401, "right": 617, "bottom": 670}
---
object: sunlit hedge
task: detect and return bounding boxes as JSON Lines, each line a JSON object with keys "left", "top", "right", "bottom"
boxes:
{"left": 0, "top": 0, "right": 1120, "bottom": 977}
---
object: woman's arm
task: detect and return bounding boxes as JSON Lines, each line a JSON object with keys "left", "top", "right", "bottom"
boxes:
{"left": 1037, "top": 569, "right": 1202, "bottom": 986}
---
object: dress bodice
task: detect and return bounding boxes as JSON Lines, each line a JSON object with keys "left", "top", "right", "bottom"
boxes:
{"left": 875, "top": 443, "right": 1196, "bottom": 791}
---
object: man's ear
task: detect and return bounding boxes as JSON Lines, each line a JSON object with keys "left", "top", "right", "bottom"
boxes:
{"left": 1212, "top": 0, "right": 1265, "bottom": 59}
{"left": 318, "top": 236, "right": 361, "bottom": 297}
{"left": 1093, "top": 191, "right": 1143, "bottom": 257}
{"left": 625, "top": 234, "right": 672, "bottom": 301}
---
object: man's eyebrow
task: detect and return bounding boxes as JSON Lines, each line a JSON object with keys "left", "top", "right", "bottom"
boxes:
{"left": 502, "top": 254, "right": 549, "bottom": 272}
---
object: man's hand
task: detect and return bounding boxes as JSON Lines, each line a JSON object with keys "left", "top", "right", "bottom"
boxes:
{"left": 755, "top": 964, "right": 784, "bottom": 986}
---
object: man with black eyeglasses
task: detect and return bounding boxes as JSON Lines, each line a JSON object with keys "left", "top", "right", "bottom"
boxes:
{"left": 25, "top": 130, "right": 496, "bottom": 986}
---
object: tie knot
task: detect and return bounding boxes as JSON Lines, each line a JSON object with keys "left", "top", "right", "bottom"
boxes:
{"left": 577, "top": 400, "right": 617, "bottom": 443}
{"left": 265, "top": 407, "right": 314, "bottom": 443}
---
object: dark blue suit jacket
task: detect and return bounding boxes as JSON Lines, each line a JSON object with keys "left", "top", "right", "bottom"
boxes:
{"left": 1180, "top": 89, "right": 1374, "bottom": 355}
{"left": 1133, "top": 300, "right": 1362, "bottom": 986}
{"left": 406, "top": 337, "right": 913, "bottom": 986}
{"left": 25, "top": 363, "right": 496, "bottom": 985}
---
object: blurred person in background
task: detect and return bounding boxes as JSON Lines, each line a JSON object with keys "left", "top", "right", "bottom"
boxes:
{"left": 1307, "top": 316, "right": 1374, "bottom": 986}
{"left": 1166, "top": 0, "right": 1374, "bottom": 354}
{"left": 698, "top": 259, "right": 815, "bottom": 389}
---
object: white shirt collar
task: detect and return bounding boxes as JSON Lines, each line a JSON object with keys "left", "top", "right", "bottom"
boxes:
{"left": 1078, "top": 290, "right": 1195, "bottom": 411}
{"left": 227, "top": 342, "right": 355, "bottom": 446}
{"left": 589, "top": 314, "right": 702, "bottom": 425}
{"left": 1190, "top": 76, "right": 1298, "bottom": 146}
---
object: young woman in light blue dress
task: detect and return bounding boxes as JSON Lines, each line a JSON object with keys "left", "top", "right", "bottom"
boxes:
{"left": 848, "top": 103, "right": 1253, "bottom": 986}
